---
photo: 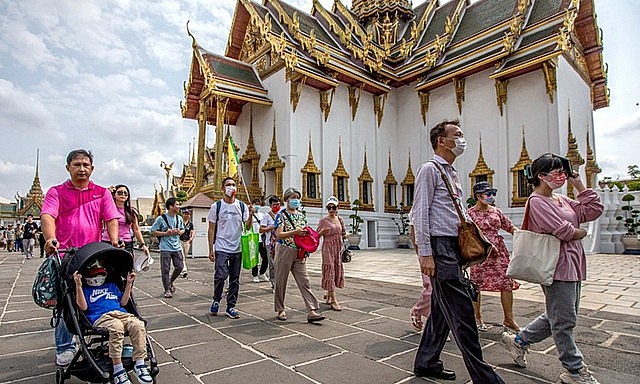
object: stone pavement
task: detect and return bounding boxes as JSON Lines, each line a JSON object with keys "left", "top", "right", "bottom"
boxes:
{"left": 1, "top": 248, "right": 639, "bottom": 384}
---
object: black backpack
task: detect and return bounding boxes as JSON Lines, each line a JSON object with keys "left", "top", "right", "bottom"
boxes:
{"left": 32, "top": 256, "right": 61, "bottom": 310}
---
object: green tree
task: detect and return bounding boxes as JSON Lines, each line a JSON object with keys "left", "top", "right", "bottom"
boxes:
{"left": 628, "top": 165, "right": 640, "bottom": 180}
{"left": 175, "top": 190, "right": 188, "bottom": 203}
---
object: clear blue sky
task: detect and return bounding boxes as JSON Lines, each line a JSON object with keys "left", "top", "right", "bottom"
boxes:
{"left": 0, "top": 0, "right": 637, "bottom": 200}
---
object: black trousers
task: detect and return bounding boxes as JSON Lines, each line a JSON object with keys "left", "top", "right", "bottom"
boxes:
{"left": 251, "top": 243, "right": 269, "bottom": 277}
{"left": 414, "top": 236, "right": 505, "bottom": 384}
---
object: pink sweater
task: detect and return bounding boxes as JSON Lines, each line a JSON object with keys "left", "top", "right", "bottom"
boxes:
{"left": 526, "top": 189, "right": 603, "bottom": 282}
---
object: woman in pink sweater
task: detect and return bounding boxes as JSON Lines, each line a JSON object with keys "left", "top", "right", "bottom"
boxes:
{"left": 501, "top": 153, "right": 603, "bottom": 384}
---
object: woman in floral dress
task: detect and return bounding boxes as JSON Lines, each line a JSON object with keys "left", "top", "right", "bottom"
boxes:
{"left": 468, "top": 181, "right": 520, "bottom": 333}
{"left": 317, "top": 196, "right": 346, "bottom": 311}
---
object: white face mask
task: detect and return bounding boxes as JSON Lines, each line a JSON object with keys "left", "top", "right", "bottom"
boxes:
{"left": 224, "top": 185, "right": 237, "bottom": 197}
{"left": 85, "top": 275, "right": 106, "bottom": 287}
{"left": 450, "top": 137, "right": 467, "bottom": 156}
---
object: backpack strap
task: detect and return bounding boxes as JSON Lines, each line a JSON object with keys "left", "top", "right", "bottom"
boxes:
{"left": 161, "top": 214, "right": 171, "bottom": 229}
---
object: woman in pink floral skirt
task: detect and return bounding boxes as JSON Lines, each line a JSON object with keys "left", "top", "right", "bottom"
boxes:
{"left": 317, "top": 196, "right": 346, "bottom": 311}
{"left": 468, "top": 181, "right": 520, "bottom": 333}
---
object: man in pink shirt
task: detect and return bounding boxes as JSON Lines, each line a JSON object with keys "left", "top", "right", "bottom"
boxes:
{"left": 41, "top": 149, "right": 121, "bottom": 367}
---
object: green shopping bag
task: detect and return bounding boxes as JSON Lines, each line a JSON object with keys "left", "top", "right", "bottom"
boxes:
{"left": 241, "top": 228, "right": 260, "bottom": 270}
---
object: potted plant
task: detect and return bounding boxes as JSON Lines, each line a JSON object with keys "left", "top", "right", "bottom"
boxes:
{"left": 391, "top": 204, "right": 411, "bottom": 248}
{"left": 348, "top": 199, "right": 364, "bottom": 250}
{"left": 616, "top": 193, "right": 640, "bottom": 253}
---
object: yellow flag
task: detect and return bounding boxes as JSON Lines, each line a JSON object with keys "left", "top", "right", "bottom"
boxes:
{"left": 228, "top": 136, "right": 238, "bottom": 177}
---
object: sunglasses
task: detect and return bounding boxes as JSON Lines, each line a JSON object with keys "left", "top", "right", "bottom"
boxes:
{"left": 116, "top": 191, "right": 128, "bottom": 196}
{"left": 484, "top": 190, "right": 497, "bottom": 197}
{"left": 327, "top": 205, "right": 337, "bottom": 211}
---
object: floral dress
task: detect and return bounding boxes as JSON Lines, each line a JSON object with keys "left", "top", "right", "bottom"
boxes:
{"left": 467, "top": 205, "right": 520, "bottom": 292}
{"left": 317, "top": 216, "right": 345, "bottom": 291}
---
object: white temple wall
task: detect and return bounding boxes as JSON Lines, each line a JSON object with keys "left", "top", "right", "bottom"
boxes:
{"left": 556, "top": 55, "right": 595, "bottom": 179}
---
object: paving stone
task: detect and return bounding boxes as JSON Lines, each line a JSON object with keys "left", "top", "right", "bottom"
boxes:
{"left": 355, "top": 316, "right": 420, "bottom": 339}
{"left": 328, "top": 330, "right": 415, "bottom": 360}
{"left": 0, "top": 330, "right": 54, "bottom": 353}
{"left": 153, "top": 361, "right": 201, "bottom": 383}
{"left": 170, "top": 338, "right": 262, "bottom": 374}
{"left": 295, "top": 351, "right": 410, "bottom": 384}
{"left": 144, "top": 312, "right": 198, "bottom": 330}
{"left": 201, "top": 359, "right": 316, "bottom": 384}
{"left": 150, "top": 324, "right": 225, "bottom": 349}
{"left": 597, "top": 319, "right": 640, "bottom": 336}
{"left": 218, "top": 320, "right": 298, "bottom": 344}
{"left": 253, "top": 333, "right": 342, "bottom": 367}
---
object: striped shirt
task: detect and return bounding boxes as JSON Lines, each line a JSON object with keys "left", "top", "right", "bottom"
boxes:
{"left": 413, "top": 155, "right": 470, "bottom": 257}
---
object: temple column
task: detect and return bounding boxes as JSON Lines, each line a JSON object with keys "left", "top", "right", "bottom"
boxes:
{"left": 213, "top": 95, "right": 229, "bottom": 190}
{"left": 195, "top": 98, "right": 209, "bottom": 192}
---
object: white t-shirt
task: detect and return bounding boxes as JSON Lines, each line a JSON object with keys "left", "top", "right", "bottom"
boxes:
{"left": 260, "top": 211, "right": 276, "bottom": 246}
{"left": 207, "top": 200, "right": 249, "bottom": 253}
{"left": 251, "top": 211, "right": 264, "bottom": 243}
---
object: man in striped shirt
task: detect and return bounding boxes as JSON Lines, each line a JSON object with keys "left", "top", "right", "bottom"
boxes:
{"left": 412, "top": 119, "right": 505, "bottom": 383}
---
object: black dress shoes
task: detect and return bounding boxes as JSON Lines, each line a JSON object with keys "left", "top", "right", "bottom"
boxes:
{"left": 414, "top": 367, "right": 456, "bottom": 380}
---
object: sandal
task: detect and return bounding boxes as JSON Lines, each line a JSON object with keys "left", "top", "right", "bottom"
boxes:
{"left": 276, "top": 311, "right": 287, "bottom": 321}
{"left": 410, "top": 313, "right": 423, "bottom": 331}
{"left": 503, "top": 324, "right": 520, "bottom": 334}
{"left": 476, "top": 322, "right": 491, "bottom": 332}
{"left": 330, "top": 302, "right": 342, "bottom": 311}
{"left": 323, "top": 293, "right": 331, "bottom": 305}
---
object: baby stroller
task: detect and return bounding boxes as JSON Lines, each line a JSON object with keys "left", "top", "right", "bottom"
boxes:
{"left": 54, "top": 242, "right": 159, "bottom": 384}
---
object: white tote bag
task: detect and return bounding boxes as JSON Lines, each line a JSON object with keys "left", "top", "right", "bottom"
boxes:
{"left": 507, "top": 229, "right": 560, "bottom": 286}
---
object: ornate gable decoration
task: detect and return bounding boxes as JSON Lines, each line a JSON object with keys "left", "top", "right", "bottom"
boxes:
{"left": 332, "top": 139, "right": 350, "bottom": 206}
{"left": 240, "top": 112, "right": 263, "bottom": 200}
{"left": 262, "top": 116, "right": 285, "bottom": 198}
{"left": 400, "top": 151, "right": 415, "bottom": 210}
{"left": 358, "top": 147, "right": 374, "bottom": 211}
{"left": 301, "top": 136, "right": 322, "bottom": 207}
{"left": 469, "top": 137, "right": 495, "bottom": 187}
{"left": 510, "top": 127, "right": 533, "bottom": 207}
{"left": 384, "top": 150, "right": 398, "bottom": 213}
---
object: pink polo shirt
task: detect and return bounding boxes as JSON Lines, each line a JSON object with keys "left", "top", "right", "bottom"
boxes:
{"left": 526, "top": 189, "right": 603, "bottom": 282}
{"left": 41, "top": 180, "right": 120, "bottom": 251}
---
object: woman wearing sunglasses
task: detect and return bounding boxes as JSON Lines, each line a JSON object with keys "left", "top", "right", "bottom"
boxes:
{"left": 316, "top": 196, "right": 347, "bottom": 311}
{"left": 103, "top": 184, "right": 148, "bottom": 257}
{"left": 467, "top": 181, "right": 520, "bottom": 334}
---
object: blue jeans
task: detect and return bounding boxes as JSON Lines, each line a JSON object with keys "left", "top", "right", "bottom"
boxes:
{"left": 55, "top": 317, "right": 76, "bottom": 354}
{"left": 213, "top": 251, "right": 241, "bottom": 307}
{"left": 519, "top": 280, "right": 584, "bottom": 371}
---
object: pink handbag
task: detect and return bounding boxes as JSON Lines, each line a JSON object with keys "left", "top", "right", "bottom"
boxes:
{"left": 294, "top": 226, "right": 320, "bottom": 254}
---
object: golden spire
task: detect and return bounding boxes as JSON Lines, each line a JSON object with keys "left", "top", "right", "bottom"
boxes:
{"left": 565, "top": 108, "right": 584, "bottom": 168}
{"left": 584, "top": 130, "right": 601, "bottom": 188}
{"left": 26, "top": 149, "right": 44, "bottom": 206}
{"left": 332, "top": 138, "right": 349, "bottom": 177}
{"left": 262, "top": 113, "right": 285, "bottom": 171}
{"left": 469, "top": 136, "right": 495, "bottom": 185}
{"left": 384, "top": 148, "right": 397, "bottom": 185}
{"left": 401, "top": 150, "right": 415, "bottom": 187}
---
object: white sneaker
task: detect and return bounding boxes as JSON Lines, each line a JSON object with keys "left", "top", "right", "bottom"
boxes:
{"left": 559, "top": 365, "right": 600, "bottom": 384}
{"left": 133, "top": 363, "right": 153, "bottom": 383}
{"left": 180, "top": 268, "right": 188, "bottom": 278}
{"left": 252, "top": 276, "right": 260, "bottom": 283}
{"left": 55, "top": 347, "right": 76, "bottom": 366}
{"left": 259, "top": 274, "right": 270, "bottom": 282}
{"left": 501, "top": 331, "right": 528, "bottom": 368}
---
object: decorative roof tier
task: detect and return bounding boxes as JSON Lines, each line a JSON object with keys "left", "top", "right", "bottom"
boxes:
{"left": 207, "top": 0, "right": 608, "bottom": 110}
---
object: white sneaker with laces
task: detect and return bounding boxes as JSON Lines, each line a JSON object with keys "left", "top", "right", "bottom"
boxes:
{"left": 252, "top": 276, "right": 260, "bottom": 283}
{"left": 133, "top": 363, "right": 153, "bottom": 383}
{"left": 501, "top": 331, "right": 528, "bottom": 368}
{"left": 113, "top": 369, "right": 132, "bottom": 384}
{"left": 55, "top": 345, "right": 78, "bottom": 366}
{"left": 559, "top": 365, "right": 600, "bottom": 384}
{"left": 259, "top": 274, "right": 269, "bottom": 282}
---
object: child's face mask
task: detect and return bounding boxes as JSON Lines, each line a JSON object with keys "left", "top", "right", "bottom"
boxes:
{"left": 85, "top": 275, "right": 106, "bottom": 287}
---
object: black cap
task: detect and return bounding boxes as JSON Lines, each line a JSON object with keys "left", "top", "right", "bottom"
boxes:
{"left": 473, "top": 181, "right": 495, "bottom": 195}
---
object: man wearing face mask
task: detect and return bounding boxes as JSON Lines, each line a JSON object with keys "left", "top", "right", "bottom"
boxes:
{"left": 502, "top": 153, "right": 603, "bottom": 384}
{"left": 412, "top": 120, "right": 506, "bottom": 383}
{"left": 207, "top": 177, "right": 252, "bottom": 319}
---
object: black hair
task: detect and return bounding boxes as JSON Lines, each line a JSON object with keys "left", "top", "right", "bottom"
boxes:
{"left": 113, "top": 184, "right": 133, "bottom": 225}
{"left": 165, "top": 197, "right": 177, "bottom": 210}
{"left": 268, "top": 195, "right": 280, "bottom": 204}
{"left": 222, "top": 177, "right": 235, "bottom": 187}
{"left": 251, "top": 197, "right": 263, "bottom": 205}
{"left": 429, "top": 119, "right": 460, "bottom": 150}
{"left": 527, "top": 153, "right": 564, "bottom": 187}
{"left": 66, "top": 149, "right": 93, "bottom": 165}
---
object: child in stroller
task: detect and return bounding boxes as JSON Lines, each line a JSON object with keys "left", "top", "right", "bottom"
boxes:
{"left": 56, "top": 242, "right": 158, "bottom": 384}
{"left": 73, "top": 259, "right": 151, "bottom": 384}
